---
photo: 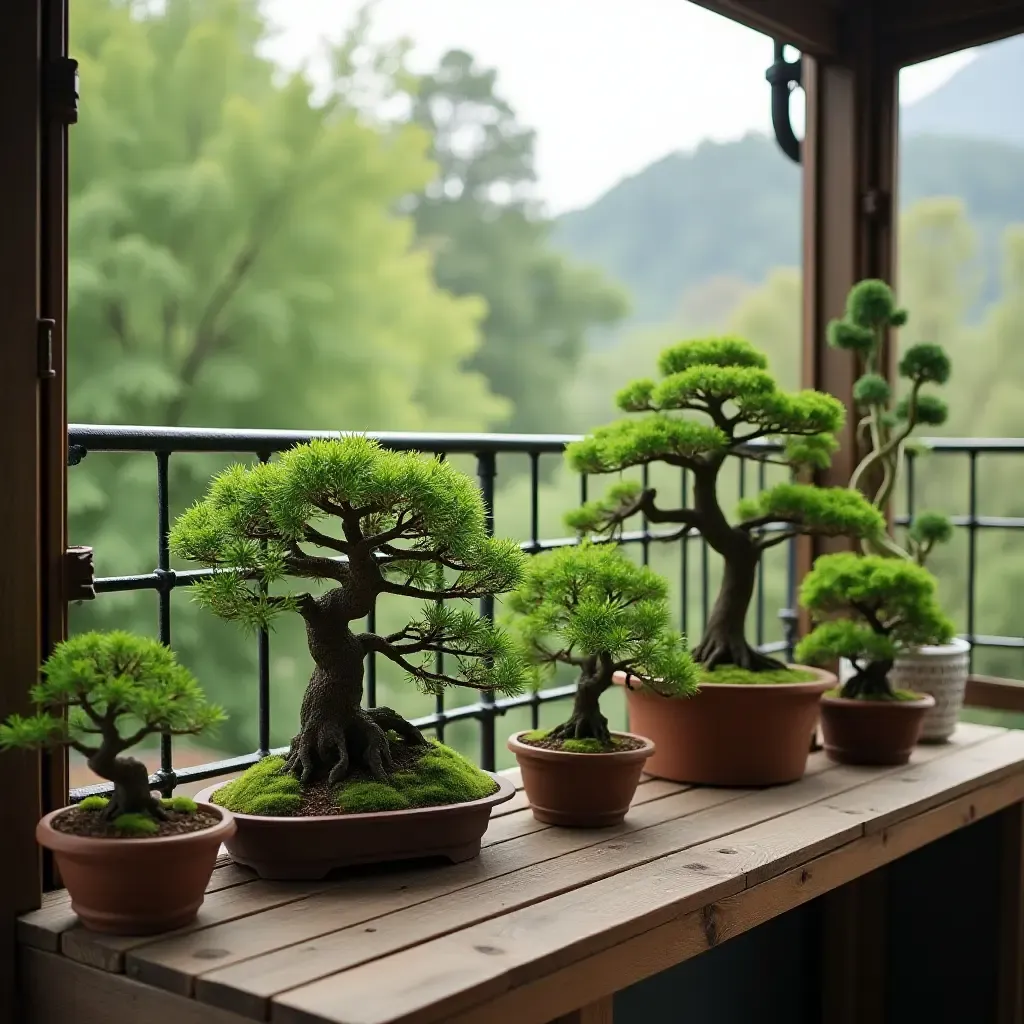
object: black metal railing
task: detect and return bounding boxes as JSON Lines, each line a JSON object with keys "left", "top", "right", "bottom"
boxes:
{"left": 64, "top": 426, "right": 1024, "bottom": 800}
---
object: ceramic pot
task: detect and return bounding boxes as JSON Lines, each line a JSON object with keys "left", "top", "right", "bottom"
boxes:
{"left": 37, "top": 802, "right": 236, "bottom": 935}
{"left": 889, "top": 638, "right": 971, "bottom": 742}
{"left": 819, "top": 692, "right": 936, "bottom": 766}
{"left": 196, "top": 774, "right": 515, "bottom": 879}
{"left": 507, "top": 731, "right": 654, "bottom": 827}
{"left": 615, "top": 667, "right": 835, "bottom": 786}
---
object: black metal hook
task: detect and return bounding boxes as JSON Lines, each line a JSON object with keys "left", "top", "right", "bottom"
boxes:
{"left": 766, "top": 41, "right": 802, "bottom": 165}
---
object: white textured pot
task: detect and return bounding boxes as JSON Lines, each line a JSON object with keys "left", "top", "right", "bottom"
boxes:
{"left": 889, "top": 638, "right": 970, "bottom": 742}
{"left": 840, "top": 638, "right": 971, "bottom": 743}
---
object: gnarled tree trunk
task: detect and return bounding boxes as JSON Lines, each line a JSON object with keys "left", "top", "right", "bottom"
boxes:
{"left": 87, "top": 750, "right": 167, "bottom": 821}
{"left": 550, "top": 658, "right": 613, "bottom": 744}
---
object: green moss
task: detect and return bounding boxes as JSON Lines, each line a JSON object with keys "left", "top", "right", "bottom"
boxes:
{"left": 520, "top": 729, "right": 550, "bottom": 743}
{"left": 561, "top": 738, "right": 616, "bottom": 754}
{"left": 77, "top": 796, "right": 110, "bottom": 812}
{"left": 828, "top": 686, "right": 925, "bottom": 702}
{"left": 211, "top": 741, "right": 497, "bottom": 817}
{"left": 212, "top": 755, "right": 302, "bottom": 816}
{"left": 112, "top": 813, "right": 159, "bottom": 836}
{"left": 161, "top": 796, "right": 198, "bottom": 813}
{"left": 700, "top": 666, "right": 819, "bottom": 685}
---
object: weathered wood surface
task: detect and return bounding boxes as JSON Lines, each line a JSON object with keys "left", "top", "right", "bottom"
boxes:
{"left": 17, "top": 724, "right": 1024, "bottom": 1024}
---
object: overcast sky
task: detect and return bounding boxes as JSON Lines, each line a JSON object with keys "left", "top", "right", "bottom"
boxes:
{"left": 261, "top": 0, "right": 973, "bottom": 214}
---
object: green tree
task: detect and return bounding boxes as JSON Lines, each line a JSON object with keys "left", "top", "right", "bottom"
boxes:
{"left": 406, "top": 49, "right": 629, "bottom": 434}
{"left": 67, "top": 0, "right": 508, "bottom": 751}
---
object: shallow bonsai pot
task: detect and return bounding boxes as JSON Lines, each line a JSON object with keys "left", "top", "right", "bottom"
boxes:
{"left": 614, "top": 666, "right": 835, "bottom": 786}
{"left": 196, "top": 773, "right": 515, "bottom": 880}
{"left": 888, "top": 638, "right": 971, "bottom": 743}
{"left": 37, "top": 803, "right": 236, "bottom": 935}
{"left": 820, "top": 692, "right": 936, "bottom": 766}
{"left": 507, "top": 731, "right": 654, "bottom": 828}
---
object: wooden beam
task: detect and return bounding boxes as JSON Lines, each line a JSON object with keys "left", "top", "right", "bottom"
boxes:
{"left": 966, "top": 676, "right": 1024, "bottom": 715}
{"left": 686, "top": 0, "right": 840, "bottom": 57}
{"left": 888, "top": 0, "right": 1024, "bottom": 66}
{"left": 797, "top": 7, "right": 900, "bottom": 626}
{"left": 0, "top": 0, "right": 46, "bottom": 1017}
{"left": 548, "top": 999, "right": 614, "bottom": 1024}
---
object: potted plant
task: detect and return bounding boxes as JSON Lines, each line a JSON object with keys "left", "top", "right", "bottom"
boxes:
{"left": 0, "top": 631, "right": 233, "bottom": 935}
{"left": 796, "top": 553, "right": 951, "bottom": 764}
{"left": 828, "top": 278, "right": 967, "bottom": 741}
{"left": 566, "top": 336, "right": 885, "bottom": 786}
{"left": 173, "top": 436, "right": 525, "bottom": 880}
{"left": 506, "top": 543, "right": 698, "bottom": 826}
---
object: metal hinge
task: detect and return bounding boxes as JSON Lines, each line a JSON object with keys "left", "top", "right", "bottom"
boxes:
{"left": 44, "top": 57, "right": 79, "bottom": 126}
{"left": 64, "top": 546, "right": 96, "bottom": 603}
{"left": 37, "top": 318, "right": 56, "bottom": 379}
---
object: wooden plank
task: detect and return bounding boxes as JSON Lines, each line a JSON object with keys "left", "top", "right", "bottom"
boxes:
{"left": 967, "top": 675, "right": 1024, "bottom": 715}
{"left": 686, "top": 0, "right": 839, "bottom": 55}
{"left": 19, "top": 947, "right": 253, "bottom": 1024}
{"left": 270, "top": 731, "right": 1024, "bottom": 1024}
{"left": 997, "top": 801, "right": 1024, "bottom": 1024}
{"left": 887, "top": 0, "right": 1024, "bottom": 64}
{"left": 548, "top": 997, "right": 614, "bottom": 1024}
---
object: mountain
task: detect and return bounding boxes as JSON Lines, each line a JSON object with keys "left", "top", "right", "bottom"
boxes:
{"left": 902, "top": 35, "right": 1024, "bottom": 146}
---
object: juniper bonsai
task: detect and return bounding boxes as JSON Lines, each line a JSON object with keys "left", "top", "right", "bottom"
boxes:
{"left": 0, "top": 631, "right": 224, "bottom": 823}
{"left": 170, "top": 436, "right": 526, "bottom": 787}
{"left": 827, "top": 279, "right": 954, "bottom": 564}
{"left": 796, "top": 553, "right": 954, "bottom": 700}
{"left": 510, "top": 543, "right": 698, "bottom": 748}
{"left": 566, "top": 336, "right": 885, "bottom": 673}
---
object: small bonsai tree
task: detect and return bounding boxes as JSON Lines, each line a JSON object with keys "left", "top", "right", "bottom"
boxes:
{"left": 0, "top": 631, "right": 224, "bottom": 826}
{"left": 170, "top": 436, "right": 526, "bottom": 787}
{"left": 827, "top": 279, "right": 954, "bottom": 564}
{"left": 509, "top": 544, "right": 698, "bottom": 747}
{"left": 796, "top": 553, "right": 954, "bottom": 700}
{"left": 565, "top": 336, "right": 886, "bottom": 672}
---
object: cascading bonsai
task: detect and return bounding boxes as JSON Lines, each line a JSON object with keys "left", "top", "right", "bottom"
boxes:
{"left": 509, "top": 543, "right": 698, "bottom": 750}
{"left": 566, "top": 336, "right": 885, "bottom": 675}
{"left": 0, "top": 631, "right": 224, "bottom": 834}
{"left": 170, "top": 436, "right": 527, "bottom": 812}
{"left": 796, "top": 554, "right": 954, "bottom": 700}
{"left": 827, "top": 279, "right": 954, "bottom": 564}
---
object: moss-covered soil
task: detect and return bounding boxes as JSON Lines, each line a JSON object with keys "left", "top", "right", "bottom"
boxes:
{"left": 827, "top": 687, "right": 926, "bottom": 703}
{"left": 212, "top": 738, "right": 498, "bottom": 817}
{"left": 518, "top": 729, "right": 644, "bottom": 754}
{"left": 53, "top": 796, "right": 217, "bottom": 839}
{"left": 698, "top": 666, "right": 819, "bottom": 686}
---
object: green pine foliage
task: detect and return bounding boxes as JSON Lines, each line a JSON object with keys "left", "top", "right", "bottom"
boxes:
{"left": 796, "top": 554, "right": 955, "bottom": 699}
{"left": 828, "top": 279, "right": 954, "bottom": 564}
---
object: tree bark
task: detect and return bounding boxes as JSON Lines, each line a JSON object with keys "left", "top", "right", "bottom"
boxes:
{"left": 87, "top": 750, "right": 166, "bottom": 821}
{"left": 841, "top": 659, "right": 895, "bottom": 700}
{"left": 550, "top": 660, "right": 613, "bottom": 744}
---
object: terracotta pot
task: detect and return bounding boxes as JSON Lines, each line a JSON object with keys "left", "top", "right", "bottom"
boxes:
{"left": 820, "top": 692, "right": 936, "bottom": 766}
{"left": 615, "top": 666, "right": 835, "bottom": 786}
{"left": 37, "top": 803, "right": 236, "bottom": 935}
{"left": 507, "top": 731, "right": 654, "bottom": 827}
{"left": 889, "top": 638, "right": 971, "bottom": 743}
{"left": 196, "top": 773, "right": 515, "bottom": 880}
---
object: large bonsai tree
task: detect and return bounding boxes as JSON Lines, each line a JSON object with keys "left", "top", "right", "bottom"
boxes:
{"left": 796, "top": 553, "right": 954, "bottom": 699}
{"left": 170, "top": 437, "right": 526, "bottom": 786}
{"left": 0, "top": 631, "right": 224, "bottom": 822}
{"left": 509, "top": 543, "right": 698, "bottom": 745}
{"left": 827, "top": 279, "right": 954, "bottom": 563}
{"left": 565, "top": 337, "right": 885, "bottom": 672}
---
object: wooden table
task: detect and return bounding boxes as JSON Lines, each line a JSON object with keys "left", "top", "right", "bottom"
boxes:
{"left": 17, "top": 722, "right": 1024, "bottom": 1024}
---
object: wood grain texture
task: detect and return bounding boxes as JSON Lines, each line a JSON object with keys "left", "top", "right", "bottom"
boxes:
{"left": 547, "top": 997, "right": 614, "bottom": 1024}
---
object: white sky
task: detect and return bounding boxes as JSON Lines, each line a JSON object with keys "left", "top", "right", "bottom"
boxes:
{"left": 261, "top": 0, "right": 974, "bottom": 214}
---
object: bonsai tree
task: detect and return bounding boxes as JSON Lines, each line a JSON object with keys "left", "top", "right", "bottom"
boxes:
{"left": 796, "top": 553, "right": 954, "bottom": 700}
{"left": 509, "top": 543, "right": 698, "bottom": 747}
{"left": 0, "top": 631, "right": 224, "bottom": 826}
{"left": 827, "top": 279, "right": 954, "bottom": 564}
{"left": 565, "top": 336, "right": 886, "bottom": 672}
{"left": 170, "top": 436, "right": 526, "bottom": 787}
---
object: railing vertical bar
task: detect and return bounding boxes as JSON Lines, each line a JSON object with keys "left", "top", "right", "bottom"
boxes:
{"left": 905, "top": 449, "right": 916, "bottom": 526}
{"left": 155, "top": 451, "right": 175, "bottom": 796}
{"left": 257, "top": 450, "right": 272, "bottom": 757}
{"left": 680, "top": 470, "right": 689, "bottom": 638}
{"left": 967, "top": 451, "right": 978, "bottom": 672}
{"left": 530, "top": 452, "right": 542, "bottom": 730}
{"left": 477, "top": 451, "right": 498, "bottom": 771}
{"left": 435, "top": 452, "right": 447, "bottom": 743}
{"left": 756, "top": 459, "right": 766, "bottom": 649}
{"left": 640, "top": 465, "right": 651, "bottom": 566}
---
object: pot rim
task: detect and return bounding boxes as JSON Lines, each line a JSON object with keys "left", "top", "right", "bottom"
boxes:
{"left": 613, "top": 664, "right": 835, "bottom": 694}
{"left": 194, "top": 770, "right": 515, "bottom": 823}
{"left": 895, "top": 636, "right": 971, "bottom": 657}
{"left": 507, "top": 730, "right": 655, "bottom": 763}
{"left": 821, "top": 692, "right": 936, "bottom": 711}
{"left": 37, "top": 801, "right": 235, "bottom": 853}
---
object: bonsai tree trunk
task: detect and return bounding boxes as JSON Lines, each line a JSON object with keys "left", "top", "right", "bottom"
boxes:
{"left": 549, "top": 657, "right": 613, "bottom": 744}
{"left": 840, "top": 659, "right": 895, "bottom": 700}
{"left": 88, "top": 750, "right": 167, "bottom": 821}
{"left": 690, "top": 465, "right": 785, "bottom": 672}
{"left": 284, "top": 589, "right": 426, "bottom": 786}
